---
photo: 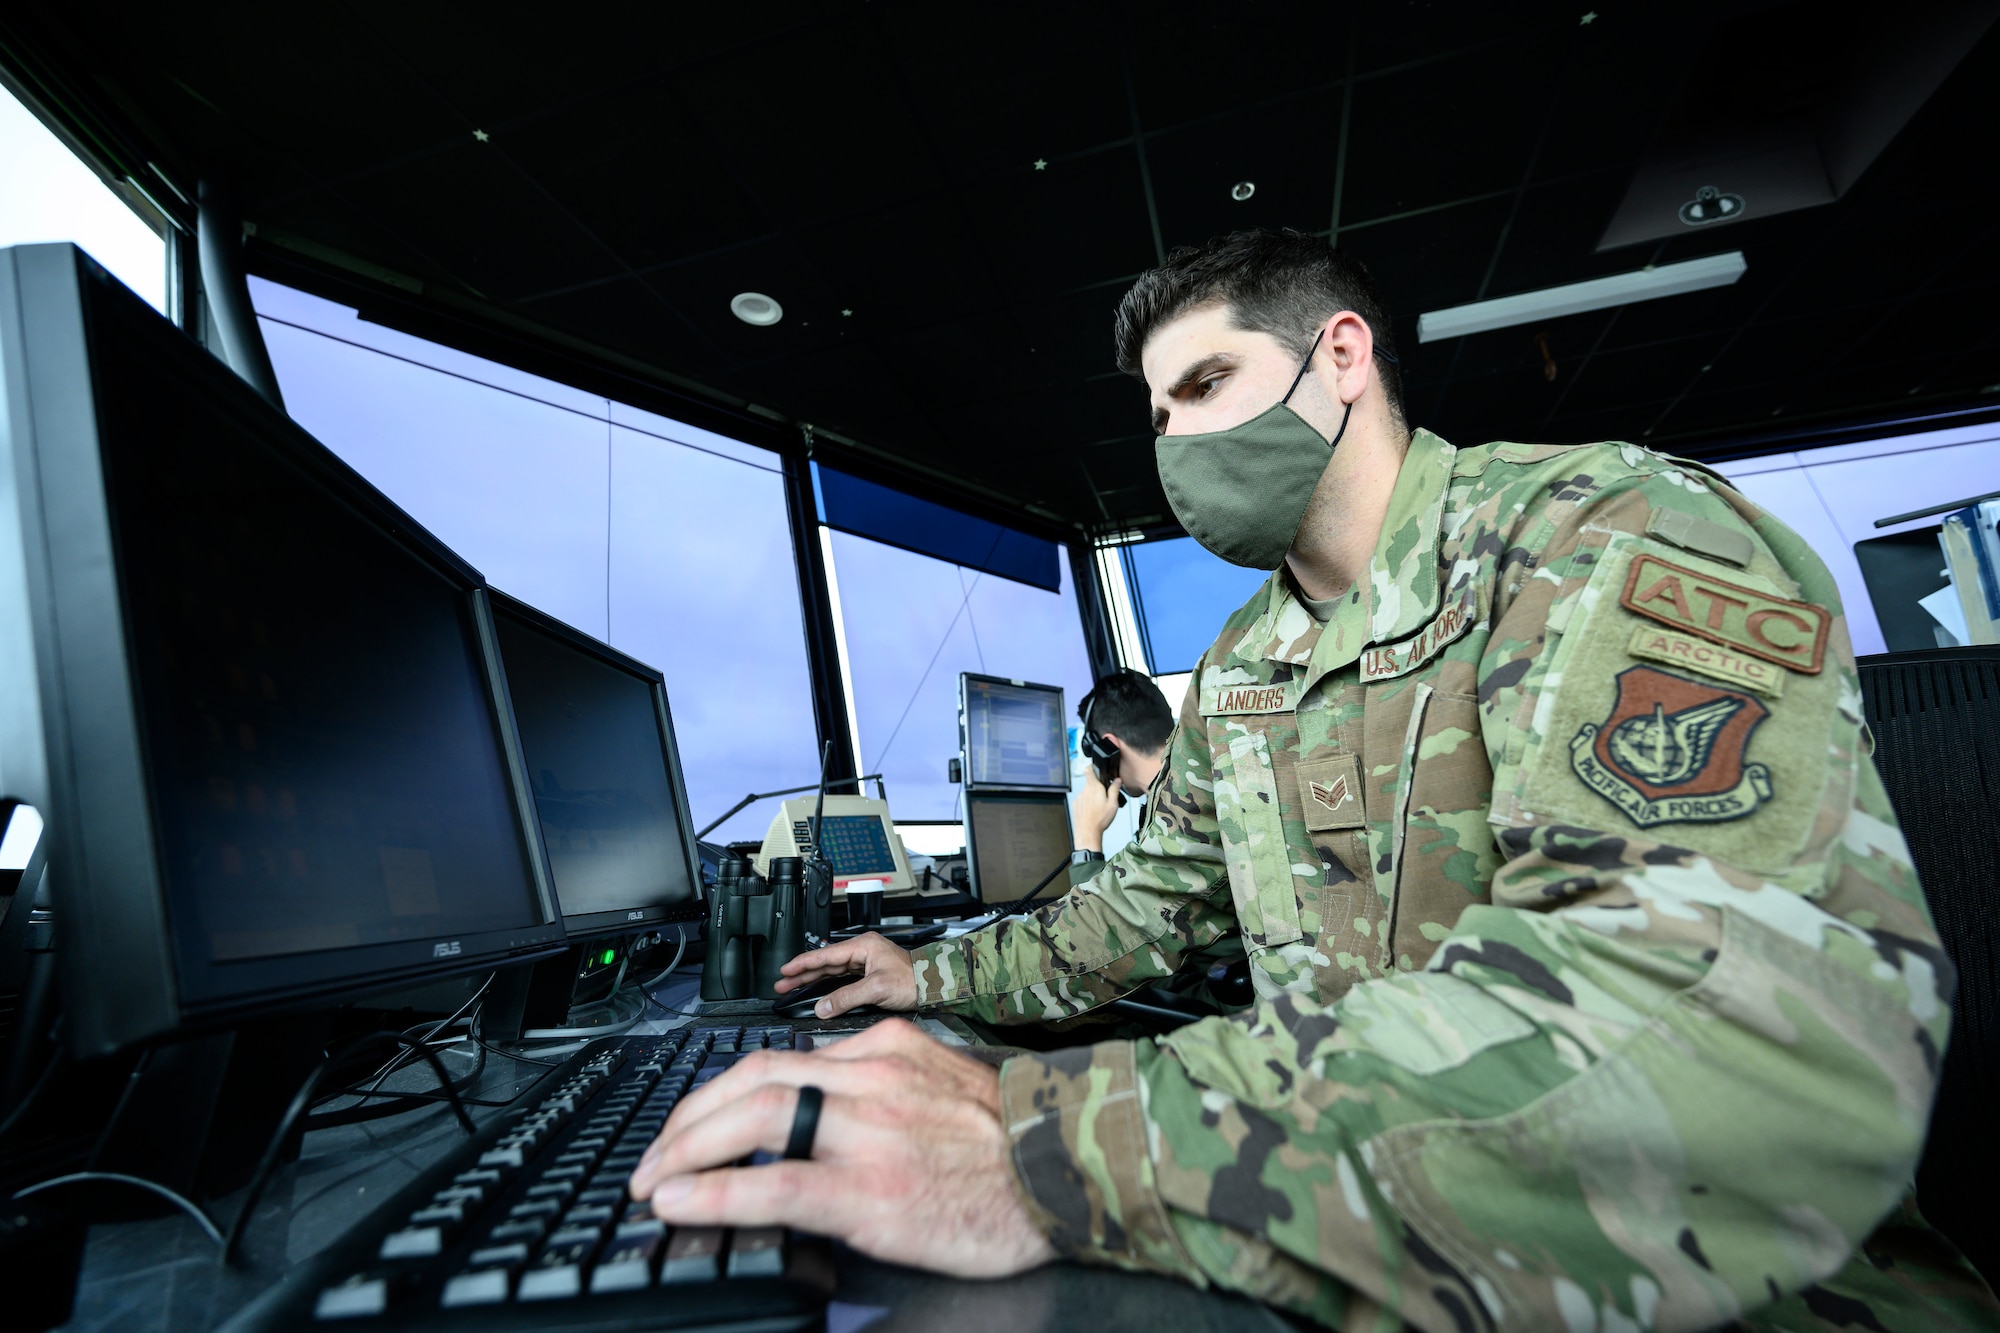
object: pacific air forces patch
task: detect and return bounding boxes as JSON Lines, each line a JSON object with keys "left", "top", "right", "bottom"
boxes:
{"left": 1569, "top": 665, "right": 1772, "bottom": 827}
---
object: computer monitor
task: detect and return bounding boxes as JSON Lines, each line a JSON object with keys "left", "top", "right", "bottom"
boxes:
{"left": 0, "top": 245, "right": 565, "bottom": 1058}
{"left": 755, "top": 795, "right": 916, "bottom": 896}
{"left": 960, "top": 674, "right": 1069, "bottom": 792}
{"left": 489, "top": 592, "right": 701, "bottom": 938}
{"left": 964, "top": 792, "right": 1075, "bottom": 904}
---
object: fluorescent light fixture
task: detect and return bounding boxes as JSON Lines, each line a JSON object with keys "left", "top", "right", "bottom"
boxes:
{"left": 1417, "top": 251, "right": 1747, "bottom": 343}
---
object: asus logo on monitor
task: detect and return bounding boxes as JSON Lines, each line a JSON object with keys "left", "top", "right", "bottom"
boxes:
{"left": 433, "top": 941, "right": 462, "bottom": 959}
{"left": 628, "top": 910, "right": 645, "bottom": 920}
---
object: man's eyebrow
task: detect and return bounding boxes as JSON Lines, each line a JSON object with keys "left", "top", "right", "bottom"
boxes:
{"left": 1166, "top": 353, "right": 1233, "bottom": 399}
{"left": 1150, "top": 353, "right": 1234, "bottom": 433}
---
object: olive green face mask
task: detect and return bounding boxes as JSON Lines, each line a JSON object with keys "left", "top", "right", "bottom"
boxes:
{"left": 1154, "top": 329, "right": 1352, "bottom": 570}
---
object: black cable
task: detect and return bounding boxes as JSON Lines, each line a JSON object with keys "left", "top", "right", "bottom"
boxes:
{"left": 310, "top": 1021, "right": 481, "bottom": 1109}
{"left": 305, "top": 1040, "right": 492, "bottom": 1130}
{"left": 475, "top": 1038, "right": 562, "bottom": 1067}
{"left": 467, "top": 1004, "right": 571, "bottom": 1068}
{"left": 339, "top": 975, "right": 494, "bottom": 1100}
{"left": 962, "top": 852, "right": 1076, "bottom": 928}
{"left": 222, "top": 1030, "right": 476, "bottom": 1267}
{"left": 306, "top": 1086, "right": 515, "bottom": 1128}
{"left": 640, "top": 985, "right": 703, "bottom": 1021}
{"left": 13, "top": 1172, "right": 225, "bottom": 1249}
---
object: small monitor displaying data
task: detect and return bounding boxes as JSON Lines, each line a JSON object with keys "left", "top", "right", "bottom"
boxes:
{"left": 757, "top": 796, "right": 916, "bottom": 895}
{"left": 813, "top": 815, "right": 899, "bottom": 876}
{"left": 966, "top": 792, "right": 1074, "bottom": 903}
{"left": 961, "top": 675, "right": 1068, "bottom": 791}
{"left": 492, "top": 596, "right": 700, "bottom": 936}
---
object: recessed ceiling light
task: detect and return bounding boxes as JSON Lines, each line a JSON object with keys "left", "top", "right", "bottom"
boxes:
{"left": 1231, "top": 181, "right": 1256, "bottom": 201}
{"left": 730, "top": 292, "right": 783, "bottom": 326}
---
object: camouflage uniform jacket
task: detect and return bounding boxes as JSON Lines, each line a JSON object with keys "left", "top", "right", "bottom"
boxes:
{"left": 909, "top": 429, "right": 1991, "bottom": 1329}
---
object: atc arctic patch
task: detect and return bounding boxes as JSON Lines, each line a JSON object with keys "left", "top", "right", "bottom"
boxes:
{"left": 1619, "top": 553, "right": 1829, "bottom": 674}
{"left": 1569, "top": 665, "right": 1773, "bottom": 827}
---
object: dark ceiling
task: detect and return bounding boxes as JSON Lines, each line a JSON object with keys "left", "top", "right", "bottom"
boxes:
{"left": 5, "top": 1, "right": 1998, "bottom": 539}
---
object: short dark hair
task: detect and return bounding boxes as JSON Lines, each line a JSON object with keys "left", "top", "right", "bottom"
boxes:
{"left": 1079, "top": 668, "right": 1174, "bottom": 755}
{"left": 1113, "top": 228, "right": 1404, "bottom": 423}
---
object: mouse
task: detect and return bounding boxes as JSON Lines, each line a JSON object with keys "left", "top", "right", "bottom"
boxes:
{"left": 772, "top": 976, "right": 875, "bottom": 1020}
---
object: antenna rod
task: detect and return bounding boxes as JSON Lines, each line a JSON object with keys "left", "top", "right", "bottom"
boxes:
{"left": 810, "top": 740, "right": 832, "bottom": 871}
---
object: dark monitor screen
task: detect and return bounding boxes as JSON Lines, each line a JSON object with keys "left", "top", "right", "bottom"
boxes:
{"left": 0, "top": 246, "right": 562, "bottom": 1052}
{"left": 492, "top": 602, "right": 698, "bottom": 933}
{"left": 963, "top": 676, "right": 1068, "bottom": 790}
{"left": 105, "top": 322, "right": 549, "bottom": 982}
{"left": 966, "top": 793, "right": 1074, "bottom": 902}
{"left": 814, "top": 814, "right": 897, "bottom": 876}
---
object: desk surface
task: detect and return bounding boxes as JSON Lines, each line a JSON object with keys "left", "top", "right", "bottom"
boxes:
{"left": 59, "top": 973, "right": 1290, "bottom": 1333}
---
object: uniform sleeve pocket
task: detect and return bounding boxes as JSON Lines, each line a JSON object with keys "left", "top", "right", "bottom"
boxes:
{"left": 1219, "top": 728, "right": 1304, "bottom": 949}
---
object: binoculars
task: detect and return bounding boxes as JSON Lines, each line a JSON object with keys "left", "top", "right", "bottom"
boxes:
{"left": 699, "top": 853, "right": 833, "bottom": 1002}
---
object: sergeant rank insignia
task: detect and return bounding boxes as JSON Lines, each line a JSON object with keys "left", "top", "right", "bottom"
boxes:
{"left": 1570, "top": 665, "right": 1772, "bottom": 827}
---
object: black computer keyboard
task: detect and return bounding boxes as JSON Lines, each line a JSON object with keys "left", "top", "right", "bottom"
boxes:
{"left": 223, "top": 1026, "right": 832, "bottom": 1332}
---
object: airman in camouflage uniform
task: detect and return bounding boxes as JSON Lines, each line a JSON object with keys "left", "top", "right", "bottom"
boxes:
{"left": 907, "top": 428, "right": 1996, "bottom": 1329}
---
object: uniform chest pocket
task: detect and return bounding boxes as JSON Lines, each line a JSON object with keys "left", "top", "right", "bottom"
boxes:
{"left": 1216, "top": 727, "right": 1305, "bottom": 949}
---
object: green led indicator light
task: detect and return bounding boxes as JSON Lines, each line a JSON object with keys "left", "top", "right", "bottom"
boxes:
{"left": 602, "top": 949, "right": 615, "bottom": 966}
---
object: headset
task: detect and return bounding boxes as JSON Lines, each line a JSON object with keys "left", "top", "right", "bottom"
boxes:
{"left": 1079, "top": 678, "right": 1128, "bottom": 787}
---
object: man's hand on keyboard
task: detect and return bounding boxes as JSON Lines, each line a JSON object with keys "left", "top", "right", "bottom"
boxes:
{"left": 627, "top": 1019, "right": 1056, "bottom": 1277}
{"left": 772, "top": 933, "right": 917, "bottom": 1018}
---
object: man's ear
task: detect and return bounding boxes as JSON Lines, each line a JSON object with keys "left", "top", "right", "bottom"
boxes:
{"left": 1319, "top": 311, "right": 1374, "bottom": 406}
{"left": 1098, "top": 730, "right": 1124, "bottom": 754}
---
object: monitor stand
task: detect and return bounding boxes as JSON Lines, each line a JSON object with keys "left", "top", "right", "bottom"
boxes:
{"left": 482, "top": 932, "right": 658, "bottom": 1042}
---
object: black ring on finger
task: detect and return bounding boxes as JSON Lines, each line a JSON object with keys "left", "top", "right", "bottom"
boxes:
{"left": 785, "top": 1084, "right": 823, "bottom": 1160}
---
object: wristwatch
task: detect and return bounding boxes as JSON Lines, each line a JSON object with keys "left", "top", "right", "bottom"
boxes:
{"left": 1069, "top": 848, "right": 1106, "bottom": 867}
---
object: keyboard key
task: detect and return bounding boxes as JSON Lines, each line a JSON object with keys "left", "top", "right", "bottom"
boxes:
{"left": 509, "top": 1198, "right": 563, "bottom": 1221}
{"left": 467, "top": 1242, "right": 530, "bottom": 1268}
{"left": 562, "top": 1204, "right": 614, "bottom": 1228}
{"left": 440, "top": 1268, "right": 510, "bottom": 1308}
{"left": 727, "top": 1226, "right": 786, "bottom": 1277}
{"left": 574, "top": 1186, "right": 626, "bottom": 1207}
{"left": 487, "top": 1218, "right": 548, "bottom": 1245}
{"left": 314, "top": 1275, "right": 387, "bottom": 1320}
{"left": 614, "top": 1215, "right": 666, "bottom": 1242}
{"left": 541, "top": 1164, "right": 587, "bottom": 1183}
{"left": 377, "top": 1227, "right": 442, "bottom": 1260}
{"left": 517, "top": 1238, "right": 597, "bottom": 1301}
{"left": 478, "top": 1145, "right": 525, "bottom": 1169}
{"left": 430, "top": 1184, "right": 486, "bottom": 1207}
{"left": 407, "top": 1202, "right": 463, "bottom": 1228}
{"left": 591, "top": 1229, "right": 666, "bottom": 1293}
{"left": 453, "top": 1168, "right": 502, "bottom": 1187}
{"left": 693, "top": 1059, "right": 738, "bottom": 1086}
{"left": 547, "top": 1223, "right": 607, "bottom": 1247}
{"left": 525, "top": 1180, "right": 576, "bottom": 1201}
{"left": 660, "top": 1226, "right": 723, "bottom": 1283}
